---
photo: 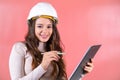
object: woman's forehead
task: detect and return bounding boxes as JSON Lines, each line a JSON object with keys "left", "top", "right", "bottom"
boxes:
{"left": 35, "top": 17, "right": 52, "bottom": 24}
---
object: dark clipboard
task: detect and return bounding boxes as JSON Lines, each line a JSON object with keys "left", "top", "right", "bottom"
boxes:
{"left": 69, "top": 45, "right": 101, "bottom": 80}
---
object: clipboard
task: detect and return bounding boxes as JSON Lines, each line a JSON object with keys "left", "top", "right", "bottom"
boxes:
{"left": 69, "top": 45, "right": 101, "bottom": 80}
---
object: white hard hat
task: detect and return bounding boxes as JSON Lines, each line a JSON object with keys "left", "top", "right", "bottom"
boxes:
{"left": 27, "top": 2, "right": 58, "bottom": 20}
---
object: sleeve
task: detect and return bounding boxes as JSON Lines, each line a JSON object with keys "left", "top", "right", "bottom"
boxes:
{"left": 9, "top": 42, "right": 46, "bottom": 80}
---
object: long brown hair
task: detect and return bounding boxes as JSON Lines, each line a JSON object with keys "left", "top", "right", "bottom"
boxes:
{"left": 24, "top": 17, "right": 67, "bottom": 80}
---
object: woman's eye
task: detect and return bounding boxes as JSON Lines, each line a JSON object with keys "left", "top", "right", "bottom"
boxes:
{"left": 47, "top": 26, "right": 52, "bottom": 28}
{"left": 37, "top": 25, "right": 42, "bottom": 28}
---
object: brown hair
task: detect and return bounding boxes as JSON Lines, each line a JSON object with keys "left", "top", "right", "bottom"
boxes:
{"left": 24, "top": 17, "right": 67, "bottom": 79}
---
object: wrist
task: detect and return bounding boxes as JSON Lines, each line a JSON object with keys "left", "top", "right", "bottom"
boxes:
{"left": 40, "top": 63, "right": 48, "bottom": 71}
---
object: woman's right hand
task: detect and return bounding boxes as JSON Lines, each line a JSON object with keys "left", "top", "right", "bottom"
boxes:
{"left": 40, "top": 51, "right": 60, "bottom": 70}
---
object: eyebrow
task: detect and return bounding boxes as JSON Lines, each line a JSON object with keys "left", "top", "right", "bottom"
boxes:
{"left": 36, "top": 23, "right": 42, "bottom": 25}
{"left": 36, "top": 23, "right": 52, "bottom": 25}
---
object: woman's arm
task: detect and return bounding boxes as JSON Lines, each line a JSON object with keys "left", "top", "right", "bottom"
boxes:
{"left": 9, "top": 42, "right": 46, "bottom": 80}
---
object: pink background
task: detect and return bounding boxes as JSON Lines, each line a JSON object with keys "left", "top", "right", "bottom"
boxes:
{"left": 0, "top": 0, "right": 120, "bottom": 80}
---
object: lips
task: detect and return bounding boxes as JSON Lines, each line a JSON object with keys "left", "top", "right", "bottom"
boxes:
{"left": 40, "top": 35, "right": 49, "bottom": 39}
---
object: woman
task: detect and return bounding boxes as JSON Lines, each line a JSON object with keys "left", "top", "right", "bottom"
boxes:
{"left": 9, "top": 2, "right": 93, "bottom": 80}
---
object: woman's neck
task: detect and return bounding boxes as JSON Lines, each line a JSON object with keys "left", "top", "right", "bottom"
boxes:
{"left": 38, "top": 42, "right": 46, "bottom": 52}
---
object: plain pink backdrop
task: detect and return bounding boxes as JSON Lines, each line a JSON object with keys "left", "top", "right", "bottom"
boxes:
{"left": 0, "top": 0, "right": 120, "bottom": 80}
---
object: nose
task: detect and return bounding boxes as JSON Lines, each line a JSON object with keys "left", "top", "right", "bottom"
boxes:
{"left": 41, "top": 27, "right": 48, "bottom": 33}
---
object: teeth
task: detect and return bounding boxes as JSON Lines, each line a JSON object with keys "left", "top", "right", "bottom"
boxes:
{"left": 42, "top": 35, "right": 47, "bottom": 37}
{"left": 41, "top": 35, "right": 48, "bottom": 38}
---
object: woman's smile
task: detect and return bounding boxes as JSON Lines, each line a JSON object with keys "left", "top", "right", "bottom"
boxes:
{"left": 40, "top": 33, "right": 50, "bottom": 39}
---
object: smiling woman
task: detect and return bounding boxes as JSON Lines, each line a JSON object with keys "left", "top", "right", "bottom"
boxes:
{"left": 8, "top": 2, "right": 93, "bottom": 80}
{"left": 9, "top": 2, "right": 68, "bottom": 80}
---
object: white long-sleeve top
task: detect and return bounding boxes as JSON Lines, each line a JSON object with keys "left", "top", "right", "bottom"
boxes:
{"left": 9, "top": 42, "right": 59, "bottom": 80}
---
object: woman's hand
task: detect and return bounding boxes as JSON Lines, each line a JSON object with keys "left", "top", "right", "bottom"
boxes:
{"left": 40, "top": 51, "right": 60, "bottom": 70}
{"left": 84, "top": 59, "right": 94, "bottom": 73}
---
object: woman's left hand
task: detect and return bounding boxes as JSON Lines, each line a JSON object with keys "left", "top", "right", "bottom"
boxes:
{"left": 84, "top": 59, "right": 94, "bottom": 73}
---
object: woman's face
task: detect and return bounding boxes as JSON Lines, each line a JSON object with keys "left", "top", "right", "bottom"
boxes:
{"left": 35, "top": 17, "right": 53, "bottom": 42}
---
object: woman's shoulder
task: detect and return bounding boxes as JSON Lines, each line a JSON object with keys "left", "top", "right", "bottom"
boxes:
{"left": 11, "top": 41, "right": 27, "bottom": 56}
{"left": 13, "top": 41, "right": 25, "bottom": 46}
{"left": 13, "top": 41, "right": 26, "bottom": 49}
